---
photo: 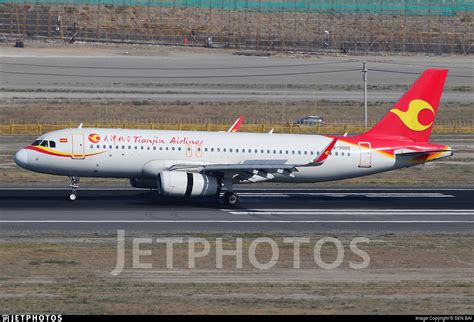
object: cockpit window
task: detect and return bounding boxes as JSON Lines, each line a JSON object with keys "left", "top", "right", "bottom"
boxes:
{"left": 40, "top": 141, "right": 49, "bottom": 147}
{"left": 31, "top": 140, "right": 41, "bottom": 146}
{"left": 49, "top": 141, "right": 56, "bottom": 148}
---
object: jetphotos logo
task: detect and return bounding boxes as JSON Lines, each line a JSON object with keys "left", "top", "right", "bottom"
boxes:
{"left": 110, "top": 230, "right": 371, "bottom": 276}
{"left": 1, "top": 315, "right": 62, "bottom": 322}
{"left": 88, "top": 133, "right": 101, "bottom": 143}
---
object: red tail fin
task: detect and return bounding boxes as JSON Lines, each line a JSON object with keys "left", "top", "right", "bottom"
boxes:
{"left": 364, "top": 69, "right": 448, "bottom": 142}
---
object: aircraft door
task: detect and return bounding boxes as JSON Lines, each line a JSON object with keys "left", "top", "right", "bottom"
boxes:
{"left": 72, "top": 134, "right": 85, "bottom": 159}
{"left": 358, "top": 142, "right": 372, "bottom": 168}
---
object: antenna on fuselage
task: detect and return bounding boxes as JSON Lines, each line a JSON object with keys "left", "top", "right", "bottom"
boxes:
{"left": 78, "top": 123, "right": 83, "bottom": 129}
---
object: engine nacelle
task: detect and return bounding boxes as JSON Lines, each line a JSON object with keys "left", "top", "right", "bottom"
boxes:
{"left": 130, "top": 178, "right": 158, "bottom": 189}
{"left": 159, "top": 171, "right": 220, "bottom": 197}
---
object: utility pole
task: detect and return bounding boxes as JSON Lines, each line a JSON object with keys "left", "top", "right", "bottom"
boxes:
{"left": 362, "top": 61, "right": 368, "bottom": 129}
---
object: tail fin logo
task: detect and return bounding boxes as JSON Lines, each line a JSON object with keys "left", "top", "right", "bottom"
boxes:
{"left": 390, "top": 99, "right": 435, "bottom": 132}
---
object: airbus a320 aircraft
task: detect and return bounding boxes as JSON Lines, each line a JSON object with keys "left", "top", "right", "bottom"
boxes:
{"left": 14, "top": 69, "right": 452, "bottom": 206}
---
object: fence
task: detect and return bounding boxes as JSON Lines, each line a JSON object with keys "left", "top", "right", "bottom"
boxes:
{"left": 1, "top": 0, "right": 472, "bottom": 54}
{"left": 2, "top": 121, "right": 473, "bottom": 135}
{"left": 2, "top": 0, "right": 473, "bottom": 15}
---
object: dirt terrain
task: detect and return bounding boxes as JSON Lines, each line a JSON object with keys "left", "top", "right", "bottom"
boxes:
{"left": 1, "top": 233, "right": 473, "bottom": 314}
{"left": 1, "top": 100, "right": 473, "bottom": 125}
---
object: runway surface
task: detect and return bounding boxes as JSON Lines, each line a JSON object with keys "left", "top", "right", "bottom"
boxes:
{"left": 1, "top": 51, "right": 472, "bottom": 103}
{"left": 1, "top": 188, "right": 473, "bottom": 233}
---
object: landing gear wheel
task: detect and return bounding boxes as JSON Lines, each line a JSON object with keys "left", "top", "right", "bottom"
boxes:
{"left": 223, "top": 192, "right": 240, "bottom": 207}
{"left": 69, "top": 176, "right": 80, "bottom": 201}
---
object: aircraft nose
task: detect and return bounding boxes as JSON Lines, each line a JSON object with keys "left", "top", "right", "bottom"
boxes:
{"left": 14, "top": 149, "right": 28, "bottom": 168}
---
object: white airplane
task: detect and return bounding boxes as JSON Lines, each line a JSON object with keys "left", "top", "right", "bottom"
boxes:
{"left": 14, "top": 69, "right": 453, "bottom": 206}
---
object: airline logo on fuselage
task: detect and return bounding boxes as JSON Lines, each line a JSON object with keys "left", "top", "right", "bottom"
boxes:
{"left": 390, "top": 99, "right": 435, "bottom": 132}
{"left": 88, "top": 133, "right": 101, "bottom": 143}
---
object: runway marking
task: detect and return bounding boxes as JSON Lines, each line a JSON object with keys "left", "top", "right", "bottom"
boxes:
{"left": 221, "top": 209, "right": 473, "bottom": 212}
{"left": 1, "top": 220, "right": 473, "bottom": 224}
{"left": 225, "top": 212, "right": 474, "bottom": 216}
{"left": 237, "top": 193, "right": 454, "bottom": 198}
{"left": 1, "top": 188, "right": 472, "bottom": 191}
{"left": 222, "top": 208, "right": 474, "bottom": 216}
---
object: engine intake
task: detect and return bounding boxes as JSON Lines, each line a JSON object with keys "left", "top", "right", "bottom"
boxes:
{"left": 159, "top": 171, "right": 220, "bottom": 197}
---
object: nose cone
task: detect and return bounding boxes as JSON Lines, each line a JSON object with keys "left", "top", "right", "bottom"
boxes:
{"left": 14, "top": 149, "right": 28, "bottom": 168}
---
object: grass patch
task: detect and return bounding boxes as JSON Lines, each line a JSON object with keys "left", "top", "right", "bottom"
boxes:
{"left": 29, "top": 259, "right": 80, "bottom": 266}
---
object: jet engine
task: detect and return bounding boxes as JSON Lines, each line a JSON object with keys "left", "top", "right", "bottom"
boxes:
{"left": 159, "top": 171, "right": 220, "bottom": 197}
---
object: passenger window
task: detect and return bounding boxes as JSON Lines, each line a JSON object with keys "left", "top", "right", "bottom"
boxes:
{"left": 298, "top": 151, "right": 301, "bottom": 155}
{"left": 90, "top": 145, "right": 94, "bottom": 149}
{"left": 153, "top": 146, "right": 156, "bottom": 150}
{"left": 49, "top": 141, "right": 56, "bottom": 148}
{"left": 97, "top": 145, "right": 100, "bottom": 149}
{"left": 286, "top": 150, "right": 289, "bottom": 154}
{"left": 223, "top": 148, "right": 227, "bottom": 152}
{"left": 122, "top": 146, "right": 125, "bottom": 150}
{"left": 241, "top": 149, "right": 244, "bottom": 153}
{"left": 205, "top": 148, "right": 208, "bottom": 152}
{"left": 172, "top": 147, "right": 175, "bottom": 151}
{"left": 304, "top": 151, "right": 307, "bottom": 155}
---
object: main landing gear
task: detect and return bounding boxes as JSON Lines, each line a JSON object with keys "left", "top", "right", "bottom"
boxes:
{"left": 223, "top": 191, "right": 240, "bottom": 206}
{"left": 69, "top": 176, "right": 80, "bottom": 201}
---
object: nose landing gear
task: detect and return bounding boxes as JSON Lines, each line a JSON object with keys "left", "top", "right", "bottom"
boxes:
{"left": 69, "top": 176, "right": 80, "bottom": 201}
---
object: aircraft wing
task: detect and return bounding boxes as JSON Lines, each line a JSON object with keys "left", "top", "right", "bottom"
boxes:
{"left": 168, "top": 138, "right": 338, "bottom": 181}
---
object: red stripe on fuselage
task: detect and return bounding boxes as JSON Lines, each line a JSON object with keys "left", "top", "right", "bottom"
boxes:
{"left": 25, "top": 146, "right": 70, "bottom": 157}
